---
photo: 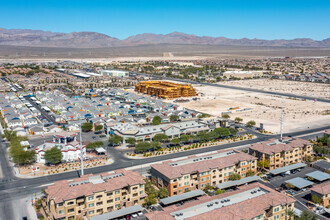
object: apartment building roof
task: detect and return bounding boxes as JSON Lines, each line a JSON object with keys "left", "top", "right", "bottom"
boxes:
{"left": 249, "top": 138, "right": 311, "bottom": 155}
{"left": 145, "top": 182, "right": 295, "bottom": 220}
{"left": 311, "top": 181, "right": 330, "bottom": 195}
{"left": 151, "top": 150, "right": 257, "bottom": 180}
{"left": 46, "top": 169, "right": 145, "bottom": 203}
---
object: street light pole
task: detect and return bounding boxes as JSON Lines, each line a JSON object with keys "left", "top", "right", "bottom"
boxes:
{"left": 280, "top": 97, "right": 283, "bottom": 142}
{"left": 80, "top": 118, "right": 84, "bottom": 176}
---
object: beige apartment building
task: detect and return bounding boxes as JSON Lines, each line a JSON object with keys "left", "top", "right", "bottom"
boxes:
{"left": 45, "top": 169, "right": 147, "bottom": 220}
{"left": 311, "top": 181, "right": 330, "bottom": 207}
{"left": 150, "top": 149, "right": 258, "bottom": 196}
{"left": 249, "top": 138, "right": 313, "bottom": 170}
{"left": 145, "top": 182, "right": 295, "bottom": 220}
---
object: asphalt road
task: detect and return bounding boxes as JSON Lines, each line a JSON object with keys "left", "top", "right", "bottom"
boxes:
{"left": 24, "top": 95, "right": 58, "bottom": 125}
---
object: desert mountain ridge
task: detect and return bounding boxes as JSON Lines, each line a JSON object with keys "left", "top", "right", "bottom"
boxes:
{"left": 0, "top": 28, "right": 329, "bottom": 48}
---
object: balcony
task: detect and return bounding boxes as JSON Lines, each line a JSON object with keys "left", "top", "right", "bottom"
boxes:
{"left": 77, "top": 198, "right": 85, "bottom": 203}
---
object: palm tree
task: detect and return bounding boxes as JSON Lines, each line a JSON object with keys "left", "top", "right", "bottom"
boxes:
{"left": 286, "top": 208, "right": 295, "bottom": 220}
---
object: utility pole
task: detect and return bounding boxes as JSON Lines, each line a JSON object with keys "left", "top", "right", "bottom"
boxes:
{"left": 280, "top": 97, "right": 283, "bottom": 142}
{"left": 80, "top": 119, "right": 84, "bottom": 176}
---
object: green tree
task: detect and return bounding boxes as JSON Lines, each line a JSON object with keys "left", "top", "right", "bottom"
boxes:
{"left": 285, "top": 183, "right": 294, "bottom": 189}
{"left": 95, "top": 125, "right": 103, "bottom": 131}
{"left": 151, "top": 141, "right": 161, "bottom": 152}
{"left": 81, "top": 122, "right": 93, "bottom": 132}
{"left": 222, "top": 114, "right": 230, "bottom": 119}
{"left": 316, "top": 134, "right": 330, "bottom": 146}
{"left": 197, "top": 131, "right": 211, "bottom": 142}
{"left": 180, "top": 135, "right": 190, "bottom": 143}
{"left": 229, "top": 127, "right": 237, "bottom": 136}
{"left": 143, "top": 194, "right": 157, "bottom": 207}
{"left": 171, "top": 138, "right": 181, "bottom": 146}
{"left": 296, "top": 210, "right": 317, "bottom": 220}
{"left": 229, "top": 173, "right": 241, "bottom": 181}
{"left": 145, "top": 179, "right": 157, "bottom": 195}
{"left": 135, "top": 142, "right": 151, "bottom": 153}
{"left": 2, "top": 130, "right": 17, "bottom": 141}
{"left": 212, "top": 127, "right": 230, "bottom": 138}
{"left": 86, "top": 141, "right": 103, "bottom": 151}
{"left": 157, "top": 188, "right": 169, "bottom": 199}
{"left": 153, "top": 133, "right": 169, "bottom": 142}
{"left": 126, "top": 137, "right": 136, "bottom": 146}
{"left": 246, "top": 170, "right": 255, "bottom": 177}
{"left": 170, "top": 114, "right": 179, "bottom": 122}
{"left": 234, "top": 117, "right": 243, "bottom": 123}
{"left": 286, "top": 209, "right": 295, "bottom": 219}
{"left": 246, "top": 120, "right": 256, "bottom": 128}
{"left": 152, "top": 116, "right": 162, "bottom": 125}
{"left": 257, "top": 159, "right": 270, "bottom": 169}
{"left": 108, "top": 135, "right": 123, "bottom": 146}
{"left": 44, "top": 147, "right": 63, "bottom": 164}
{"left": 9, "top": 147, "right": 36, "bottom": 166}
{"left": 216, "top": 189, "right": 226, "bottom": 195}
{"left": 311, "top": 195, "right": 322, "bottom": 204}
{"left": 203, "top": 184, "right": 214, "bottom": 193}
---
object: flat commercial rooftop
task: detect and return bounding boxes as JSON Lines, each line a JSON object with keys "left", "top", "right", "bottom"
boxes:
{"left": 90, "top": 205, "right": 143, "bottom": 220}
{"left": 306, "top": 171, "right": 330, "bottom": 182}
{"left": 269, "top": 163, "right": 307, "bottom": 175}
{"left": 215, "top": 175, "right": 260, "bottom": 189}
{"left": 170, "top": 187, "right": 268, "bottom": 219}
{"left": 160, "top": 190, "right": 206, "bottom": 206}
{"left": 285, "top": 177, "right": 314, "bottom": 189}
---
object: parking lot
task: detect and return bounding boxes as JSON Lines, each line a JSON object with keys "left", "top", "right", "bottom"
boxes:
{"left": 267, "top": 166, "right": 317, "bottom": 189}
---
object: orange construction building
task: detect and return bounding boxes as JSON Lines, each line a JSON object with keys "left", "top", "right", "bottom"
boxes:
{"left": 135, "top": 81, "right": 197, "bottom": 99}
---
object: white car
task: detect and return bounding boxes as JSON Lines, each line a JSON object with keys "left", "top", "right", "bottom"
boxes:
{"left": 131, "top": 213, "right": 138, "bottom": 218}
{"left": 137, "top": 212, "right": 143, "bottom": 217}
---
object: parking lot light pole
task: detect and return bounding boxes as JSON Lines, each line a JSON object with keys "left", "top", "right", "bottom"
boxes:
{"left": 80, "top": 118, "right": 84, "bottom": 176}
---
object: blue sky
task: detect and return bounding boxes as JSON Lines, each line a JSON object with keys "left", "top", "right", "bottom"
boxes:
{"left": 0, "top": 0, "right": 329, "bottom": 40}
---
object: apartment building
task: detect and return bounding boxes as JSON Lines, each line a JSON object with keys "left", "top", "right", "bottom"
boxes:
{"left": 135, "top": 81, "right": 197, "bottom": 99}
{"left": 311, "top": 181, "right": 330, "bottom": 207}
{"left": 249, "top": 138, "right": 313, "bottom": 170}
{"left": 145, "top": 182, "right": 295, "bottom": 220}
{"left": 150, "top": 149, "right": 257, "bottom": 196}
{"left": 45, "top": 169, "right": 147, "bottom": 220}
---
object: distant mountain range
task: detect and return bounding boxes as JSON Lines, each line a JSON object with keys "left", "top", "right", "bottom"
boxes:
{"left": 0, "top": 28, "right": 329, "bottom": 48}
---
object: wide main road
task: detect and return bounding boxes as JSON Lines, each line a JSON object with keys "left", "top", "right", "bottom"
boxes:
{"left": 0, "top": 125, "right": 329, "bottom": 194}
{"left": 146, "top": 74, "right": 330, "bottom": 103}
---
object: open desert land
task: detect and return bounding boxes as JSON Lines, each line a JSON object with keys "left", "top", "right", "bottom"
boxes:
{"left": 164, "top": 83, "right": 330, "bottom": 134}
{"left": 217, "top": 79, "right": 330, "bottom": 100}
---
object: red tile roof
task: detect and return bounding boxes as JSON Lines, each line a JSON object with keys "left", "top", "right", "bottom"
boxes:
{"left": 46, "top": 169, "right": 145, "bottom": 203}
{"left": 151, "top": 149, "right": 257, "bottom": 180}
{"left": 249, "top": 138, "right": 311, "bottom": 155}
{"left": 145, "top": 182, "right": 295, "bottom": 220}
{"left": 311, "top": 181, "right": 330, "bottom": 195}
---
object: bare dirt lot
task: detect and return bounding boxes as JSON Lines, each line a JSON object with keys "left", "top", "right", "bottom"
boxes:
{"left": 217, "top": 79, "right": 330, "bottom": 100}
{"left": 167, "top": 83, "right": 330, "bottom": 134}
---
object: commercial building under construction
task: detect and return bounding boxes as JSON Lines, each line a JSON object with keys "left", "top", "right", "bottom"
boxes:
{"left": 135, "top": 81, "right": 197, "bottom": 99}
